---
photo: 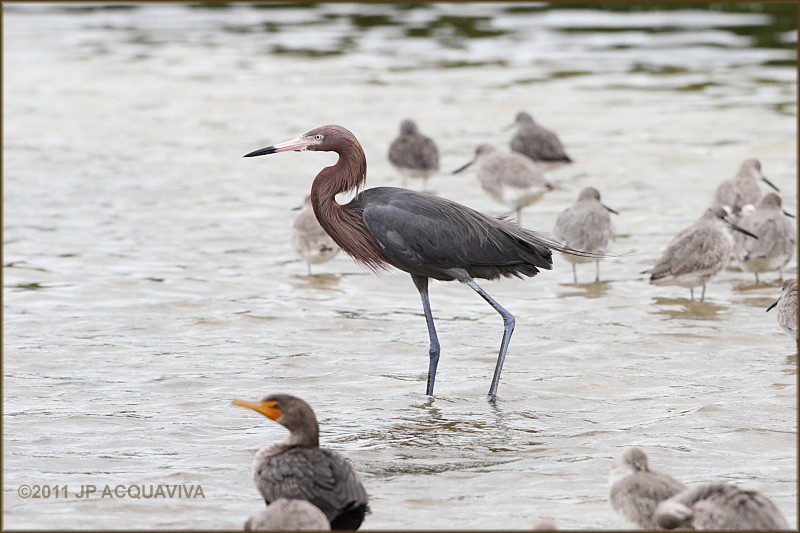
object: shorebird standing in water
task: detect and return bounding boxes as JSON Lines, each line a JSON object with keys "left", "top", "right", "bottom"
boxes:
{"left": 733, "top": 192, "right": 796, "bottom": 283}
{"left": 452, "top": 143, "right": 552, "bottom": 225}
{"left": 647, "top": 207, "right": 759, "bottom": 302}
{"left": 507, "top": 111, "right": 572, "bottom": 165}
{"left": 711, "top": 158, "right": 780, "bottom": 221}
{"left": 609, "top": 447, "right": 687, "bottom": 529}
{"left": 292, "top": 195, "right": 340, "bottom": 275}
{"left": 552, "top": 186, "right": 617, "bottom": 283}
{"left": 655, "top": 483, "right": 790, "bottom": 530}
{"left": 767, "top": 278, "right": 797, "bottom": 340}
{"left": 387, "top": 119, "right": 439, "bottom": 190}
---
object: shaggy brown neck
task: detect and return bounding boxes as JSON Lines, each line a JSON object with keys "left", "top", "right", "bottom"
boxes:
{"left": 310, "top": 142, "right": 387, "bottom": 271}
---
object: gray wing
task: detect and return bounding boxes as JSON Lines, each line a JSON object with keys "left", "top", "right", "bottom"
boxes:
{"left": 256, "top": 448, "right": 368, "bottom": 523}
{"left": 553, "top": 203, "right": 615, "bottom": 253}
{"left": 357, "top": 187, "right": 557, "bottom": 281}
{"left": 735, "top": 214, "right": 795, "bottom": 261}
{"left": 511, "top": 125, "right": 570, "bottom": 162}
{"left": 610, "top": 471, "right": 687, "bottom": 529}
{"left": 650, "top": 226, "right": 730, "bottom": 281}
{"left": 388, "top": 135, "right": 439, "bottom": 171}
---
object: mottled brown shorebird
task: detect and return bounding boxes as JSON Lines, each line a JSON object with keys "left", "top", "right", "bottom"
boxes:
{"left": 767, "top": 278, "right": 797, "bottom": 340}
{"left": 292, "top": 195, "right": 340, "bottom": 275}
{"left": 552, "top": 186, "right": 617, "bottom": 283}
{"left": 233, "top": 394, "right": 369, "bottom": 530}
{"left": 733, "top": 192, "right": 796, "bottom": 283}
{"left": 245, "top": 498, "right": 330, "bottom": 531}
{"left": 711, "top": 158, "right": 780, "bottom": 221}
{"left": 452, "top": 143, "right": 552, "bottom": 225}
{"left": 609, "top": 447, "right": 687, "bottom": 529}
{"left": 387, "top": 119, "right": 439, "bottom": 190}
{"left": 507, "top": 111, "right": 572, "bottom": 164}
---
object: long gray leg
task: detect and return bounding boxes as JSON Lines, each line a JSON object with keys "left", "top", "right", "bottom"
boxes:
{"left": 466, "top": 280, "right": 515, "bottom": 403}
{"left": 700, "top": 283, "right": 706, "bottom": 302}
{"left": 690, "top": 287, "right": 694, "bottom": 301}
{"left": 516, "top": 206, "right": 522, "bottom": 226}
{"left": 755, "top": 272, "right": 760, "bottom": 284}
{"left": 595, "top": 260, "right": 600, "bottom": 283}
{"left": 573, "top": 263, "right": 577, "bottom": 284}
{"left": 307, "top": 262, "right": 312, "bottom": 276}
{"left": 412, "top": 275, "right": 440, "bottom": 396}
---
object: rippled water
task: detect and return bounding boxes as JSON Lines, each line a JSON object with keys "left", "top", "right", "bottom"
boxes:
{"left": 4, "top": 2, "right": 797, "bottom": 529}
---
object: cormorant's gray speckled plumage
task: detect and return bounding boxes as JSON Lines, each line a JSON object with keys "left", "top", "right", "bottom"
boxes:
{"left": 292, "top": 195, "right": 340, "bottom": 275}
{"left": 233, "top": 394, "right": 369, "bottom": 530}
{"left": 609, "top": 447, "right": 687, "bottom": 529}
{"left": 388, "top": 119, "right": 439, "bottom": 189}
{"left": 245, "top": 498, "right": 330, "bottom": 531}
{"left": 552, "top": 187, "right": 617, "bottom": 283}
{"left": 648, "top": 207, "right": 758, "bottom": 302}
{"left": 655, "top": 482, "right": 790, "bottom": 530}
{"left": 733, "top": 193, "right": 795, "bottom": 283}
{"left": 453, "top": 143, "right": 552, "bottom": 225}
{"left": 711, "top": 159, "right": 779, "bottom": 220}
{"left": 508, "top": 111, "right": 572, "bottom": 164}
{"left": 767, "top": 278, "right": 797, "bottom": 340}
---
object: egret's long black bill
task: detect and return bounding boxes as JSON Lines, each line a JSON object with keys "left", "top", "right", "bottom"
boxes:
{"left": 452, "top": 160, "right": 473, "bottom": 174}
{"left": 762, "top": 176, "right": 780, "bottom": 192}
{"left": 603, "top": 203, "right": 619, "bottom": 215}
{"left": 727, "top": 221, "right": 758, "bottom": 239}
{"left": 766, "top": 297, "right": 780, "bottom": 312}
{"left": 244, "top": 146, "right": 277, "bottom": 157}
{"left": 783, "top": 209, "right": 795, "bottom": 219}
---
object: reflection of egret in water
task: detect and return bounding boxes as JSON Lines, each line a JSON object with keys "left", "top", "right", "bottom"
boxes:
{"left": 650, "top": 297, "right": 728, "bottom": 320}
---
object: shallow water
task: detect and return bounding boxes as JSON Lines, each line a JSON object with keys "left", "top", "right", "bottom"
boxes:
{"left": 3, "top": 2, "right": 797, "bottom": 529}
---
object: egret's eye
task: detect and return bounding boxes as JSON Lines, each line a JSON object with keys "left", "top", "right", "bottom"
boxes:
{"left": 314, "top": 134, "right": 324, "bottom": 141}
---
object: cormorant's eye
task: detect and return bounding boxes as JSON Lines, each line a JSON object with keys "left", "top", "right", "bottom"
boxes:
{"left": 314, "top": 134, "right": 324, "bottom": 141}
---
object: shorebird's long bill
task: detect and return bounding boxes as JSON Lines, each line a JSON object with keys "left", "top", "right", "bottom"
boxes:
{"left": 727, "top": 221, "right": 758, "bottom": 239}
{"left": 603, "top": 203, "right": 619, "bottom": 215}
{"left": 766, "top": 296, "right": 780, "bottom": 312}
{"left": 452, "top": 160, "right": 473, "bottom": 174}
{"left": 761, "top": 176, "right": 780, "bottom": 192}
{"left": 244, "top": 137, "right": 313, "bottom": 157}
{"left": 232, "top": 399, "right": 281, "bottom": 421}
{"left": 783, "top": 209, "right": 796, "bottom": 219}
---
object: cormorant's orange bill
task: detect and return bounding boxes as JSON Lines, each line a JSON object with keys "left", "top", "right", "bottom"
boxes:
{"left": 232, "top": 399, "right": 281, "bottom": 421}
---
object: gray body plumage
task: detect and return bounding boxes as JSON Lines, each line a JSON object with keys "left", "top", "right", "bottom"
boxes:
{"left": 733, "top": 193, "right": 795, "bottom": 282}
{"left": 292, "top": 195, "right": 340, "bottom": 274}
{"left": 655, "top": 483, "right": 790, "bottom": 530}
{"left": 470, "top": 144, "right": 552, "bottom": 221}
{"left": 388, "top": 119, "right": 439, "bottom": 188}
{"left": 509, "top": 111, "right": 572, "bottom": 163}
{"left": 712, "top": 159, "right": 772, "bottom": 220}
{"left": 553, "top": 186, "right": 615, "bottom": 282}
{"left": 245, "top": 499, "right": 330, "bottom": 531}
{"left": 768, "top": 278, "right": 797, "bottom": 340}
{"left": 609, "top": 447, "right": 687, "bottom": 529}
{"left": 649, "top": 207, "right": 736, "bottom": 300}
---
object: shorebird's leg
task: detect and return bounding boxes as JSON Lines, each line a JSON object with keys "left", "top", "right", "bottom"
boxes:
{"left": 595, "top": 260, "right": 601, "bottom": 283}
{"left": 466, "top": 280, "right": 515, "bottom": 403}
{"left": 690, "top": 288, "right": 694, "bottom": 301}
{"left": 573, "top": 264, "right": 578, "bottom": 284}
{"left": 779, "top": 268, "right": 783, "bottom": 282}
{"left": 516, "top": 207, "right": 522, "bottom": 226}
{"left": 755, "top": 272, "right": 760, "bottom": 284}
{"left": 412, "top": 275, "right": 440, "bottom": 396}
{"left": 307, "top": 262, "right": 312, "bottom": 276}
{"left": 700, "top": 283, "right": 706, "bottom": 302}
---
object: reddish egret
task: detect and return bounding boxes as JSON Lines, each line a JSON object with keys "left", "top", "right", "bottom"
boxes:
{"left": 387, "top": 119, "right": 439, "bottom": 189}
{"left": 712, "top": 159, "right": 780, "bottom": 221}
{"left": 507, "top": 111, "right": 572, "bottom": 164}
{"left": 656, "top": 483, "right": 789, "bottom": 530}
{"left": 767, "top": 278, "right": 797, "bottom": 340}
{"left": 452, "top": 143, "right": 552, "bottom": 225}
{"left": 293, "top": 195, "right": 341, "bottom": 275}
{"left": 245, "top": 125, "right": 595, "bottom": 402}
{"left": 245, "top": 499, "right": 330, "bottom": 531}
{"left": 609, "top": 447, "right": 687, "bottom": 529}
{"left": 232, "top": 394, "right": 369, "bottom": 530}
{"left": 733, "top": 193, "right": 795, "bottom": 283}
{"left": 552, "top": 187, "right": 617, "bottom": 283}
{"left": 647, "top": 207, "right": 758, "bottom": 302}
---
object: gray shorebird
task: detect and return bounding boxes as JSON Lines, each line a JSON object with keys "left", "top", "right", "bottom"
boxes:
{"left": 245, "top": 499, "right": 330, "bottom": 531}
{"left": 452, "top": 143, "right": 553, "bottom": 225}
{"left": 552, "top": 186, "right": 617, "bottom": 283}
{"left": 233, "top": 394, "right": 370, "bottom": 530}
{"left": 292, "top": 195, "right": 341, "bottom": 275}
{"left": 655, "top": 483, "right": 790, "bottom": 530}
{"left": 711, "top": 159, "right": 780, "bottom": 221}
{"left": 609, "top": 447, "right": 687, "bottom": 529}
{"left": 387, "top": 119, "right": 439, "bottom": 190}
{"left": 507, "top": 111, "right": 572, "bottom": 164}
{"left": 246, "top": 125, "right": 599, "bottom": 402}
{"left": 767, "top": 278, "right": 797, "bottom": 340}
{"left": 733, "top": 193, "right": 796, "bottom": 283}
{"left": 647, "top": 207, "right": 758, "bottom": 302}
